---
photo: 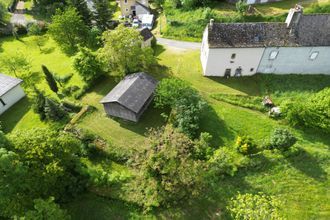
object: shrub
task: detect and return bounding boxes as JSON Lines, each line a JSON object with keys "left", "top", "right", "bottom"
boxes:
{"left": 193, "top": 132, "right": 213, "bottom": 160}
{"left": 62, "top": 85, "right": 80, "bottom": 96}
{"left": 44, "top": 98, "right": 68, "bottom": 121}
{"left": 235, "top": 136, "right": 257, "bottom": 155}
{"left": 228, "top": 193, "right": 283, "bottom": 220}
{"left": 155, "top": 78, "right": 206, "bottom": 138}
{"left": 268, "top": 128, "right": 297, "bottom": 151}
{"left": 282, "top": 88, "right": 330, "bottom": 133}
{"left": 208, "top": 147, "right": 240, "bottom": 177}
{"left": 61, "top": 100, "right": 82, "bottom": 113}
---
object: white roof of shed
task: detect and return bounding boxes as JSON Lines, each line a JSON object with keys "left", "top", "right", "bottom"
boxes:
{"left": 0, "top": 73, "right": 23, "bottom": 97}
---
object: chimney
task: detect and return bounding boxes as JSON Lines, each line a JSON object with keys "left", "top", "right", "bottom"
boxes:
{"left": 210, "top": 19, "right": 214, "bottom": 28}
{"left": 285, "top": 4, "right": 303, "bottom": 28}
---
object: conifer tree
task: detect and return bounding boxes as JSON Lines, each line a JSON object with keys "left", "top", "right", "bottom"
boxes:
{"left": 93, "top": 0, "right": 112, "bottom": 31}
{"left": 42, "top": 65, "right": 59, "bottom": 94}
{"left": 32, "top": 87, "right": 46, "bottom": 121}
{"left": 67, "top": 0, "right": 92, "bottom": 26}
{"left": 44, "top": 98, "right": 67, "bottom": 121}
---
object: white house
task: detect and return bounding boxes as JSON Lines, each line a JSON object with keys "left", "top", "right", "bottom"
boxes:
{"left": 0, "top": 73, "right": 25, "bottom": 115}
{"left": 245, "top": 0, "right": 282, "bottom": 5}
{"left": 201, "top": 5, "right": 330, "bottom": 77}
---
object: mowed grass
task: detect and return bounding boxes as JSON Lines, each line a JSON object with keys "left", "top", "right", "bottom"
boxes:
{"left": 0, "top": 35, "right": 84, "bottom": 132}
{"left": 76, "top": 77, "right": 167, "bottom": 151}
{"left": 68, "top": 47, "right": 329, "bottom": 219}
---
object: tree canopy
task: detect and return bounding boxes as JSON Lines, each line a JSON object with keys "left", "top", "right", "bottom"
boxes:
{"left": 98, "top": 24, "right": 155, "bottom": 78}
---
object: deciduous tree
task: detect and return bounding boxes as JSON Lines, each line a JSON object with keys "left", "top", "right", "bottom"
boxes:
{"left": 98, "top": 24, "right": 155, "bottom": 78}
{"left": 48, "top": 7, "right": 88, "bottom": 52}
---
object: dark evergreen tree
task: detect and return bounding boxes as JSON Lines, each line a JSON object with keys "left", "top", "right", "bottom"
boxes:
{"left": 32, "top": 87, "right": 46, "bottom": 121}
{"left": 42, "top": 65, "right": 58, "bottom": 94}
{"left": 44, "top": 98, "right": 68, "bottom": 121}
{"left": 93, "top": 0, "right": 112, "bottom": 31}
{"left": 67, "top": 0, "right": 92, "bottom": 26}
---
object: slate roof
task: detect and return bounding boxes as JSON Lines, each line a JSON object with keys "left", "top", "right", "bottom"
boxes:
{"left": 294, "top": 14, "right": 330, "bottom": 46}
{"left": 208, "top": 22, "right": 297, "bottom": 48}
{"left": 100, "top": 73, "right": 158, "bottom": 113}
{"left": 0, "top": 73, "right": 23, "bottom": 97}
{"left": 140, "top": 28, "right": 154, "bottom": 41}
{"left": 207, "top": 14, "right": 330, "bottom": 48}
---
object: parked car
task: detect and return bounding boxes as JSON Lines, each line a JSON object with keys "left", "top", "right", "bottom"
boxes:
{"left": 132, "top": 19, "right": 140, "bottom": 28}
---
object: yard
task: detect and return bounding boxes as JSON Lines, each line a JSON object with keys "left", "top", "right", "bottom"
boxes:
{"left": 67, "top": 47, "right": 330, "bottom": 219}
{"left": 0, "top": 32, "right": 329, "bottom": 220}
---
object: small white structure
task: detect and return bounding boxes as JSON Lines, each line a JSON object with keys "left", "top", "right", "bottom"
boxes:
{"left": 201, "top": 6, "right": 330, "bottom": 77}
{"left": 140, "top": 14, "right": 154, "bottom": 30}
{"left": 0, "top": 73, "right": 25, "bottom": 115}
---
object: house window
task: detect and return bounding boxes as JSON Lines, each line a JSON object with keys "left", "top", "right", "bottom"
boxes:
{"left": 0, "top": 98, "right": 6, "bottom": 106}
{"left": 231, "top": 53, "right": 236, "bottom": 59}
{"left": 269, "top": 51, "right": 279, "bottom": 60}
{"left": 124, "top": 0, "right": 127, "bottom": 3}
{"left": 309, "top": 52, "right": 319, "bottom": 60}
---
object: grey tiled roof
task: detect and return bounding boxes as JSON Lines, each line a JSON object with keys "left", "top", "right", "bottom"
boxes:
{"left": 208, "top": 22, "right": 297, "bottom": 48}
{"left": 0, "top": 73, "right": 23, "bottom": 97}
{"left": 295, "top": 14, "right": 330, "bottom": 46}
{"left": 140, "top": 28, "right": 154, "bottom": 41}
{"left": 100, "top": 72, "right": 158, "bottom": 113}
{"left": 208, "top": 14, "right": 330, "bottom": 48}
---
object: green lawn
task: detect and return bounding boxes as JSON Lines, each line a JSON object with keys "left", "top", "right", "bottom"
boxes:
{"left": 0, "top": 35, "right": 329, "bottom": 219}
{"left": 0, "top": 35, "right": 84, "bottom": 132}
{"left": 67, "top": 47, "right": 330, "bottom": 219}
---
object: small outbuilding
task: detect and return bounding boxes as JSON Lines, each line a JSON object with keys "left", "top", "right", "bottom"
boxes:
{"left": 100, "top": 72, "right": 157, "bottom": 122}
{"left": 139, "top": 27, "right": 154, "bottom": 47}
{"left": 0, "top": 73, "right": 25, "bottom": 115}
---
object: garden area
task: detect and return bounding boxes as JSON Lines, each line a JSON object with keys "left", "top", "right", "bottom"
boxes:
{"left": 0, "top": 0, "right": 329, "bottom": 219}
{"left": 62, "top": 47, "right": 330, "bottom": 219}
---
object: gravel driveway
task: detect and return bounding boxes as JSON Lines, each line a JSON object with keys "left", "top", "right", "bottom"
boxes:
{"left": 156, "top": 37, "right": 201, "bottom": 50}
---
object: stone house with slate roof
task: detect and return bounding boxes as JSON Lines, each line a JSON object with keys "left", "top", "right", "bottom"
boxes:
{"left": 0, "top": 73, "right": 25, "bottom": 115}
{"left": 100, "top": 72, "right": 157, "bottom": 122}
{"left": 118, "top": 0, "right": 150, "bottom": 17}
{"left": 201, "top": 5, "right": 330, "bottom": 76}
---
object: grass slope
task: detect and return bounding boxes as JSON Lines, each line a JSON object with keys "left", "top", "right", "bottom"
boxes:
{"left": 68, "top": 47, "right": 330, "bottom": 219}
{"left": 0, "top": 35, "right": 84, "bottom": 132}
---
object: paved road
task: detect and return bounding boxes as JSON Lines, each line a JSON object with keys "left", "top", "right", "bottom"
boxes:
{"left": 157, "top": 37, "right": 201, "bottom": 50}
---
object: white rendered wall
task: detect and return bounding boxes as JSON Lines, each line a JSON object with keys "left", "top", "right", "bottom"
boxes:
{"left": 202, "top": 47, "right": 265, "bottom": 76}
{"left": 257, "top": 47, "right": 330, "bottom": 74}
{"left": 0, "top": 85, "right": 25, "bottom": 115}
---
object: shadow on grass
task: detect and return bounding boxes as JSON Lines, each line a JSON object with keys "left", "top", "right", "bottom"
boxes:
{"left": 0, "top": 97, "right": 30, "bottom": 133}
{"left": 111, "top": 104, "right": 169, "bottom": 137}
{"left": 199, "top": 104, "right": 235, "bottom": 147}
{"left": 207, "top": 74, "right": 330, "bottom": 96}
{"left": 65, "top": 193, "right": 143, "bottom": 220}
{"left": 286, "top": 148, "right": 327, "bottom": 181}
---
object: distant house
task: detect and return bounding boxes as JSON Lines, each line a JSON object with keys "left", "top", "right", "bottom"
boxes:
{"left": 201, "top": 5, "right": 330, "bottom": 76}
{"left": 118, "top": 0, "right": 150, "bottom": 17}
{"left": 100, "top": 72, "right": 157, "bottom": 122}
{"left": 227, "top": 0, "right": 282, "bottom": 4}
{"left": 140, "top": 27, "right": 154, "bottom": 47}
{"left": 0, "top": 73, "right": 25, "bottom": 115}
